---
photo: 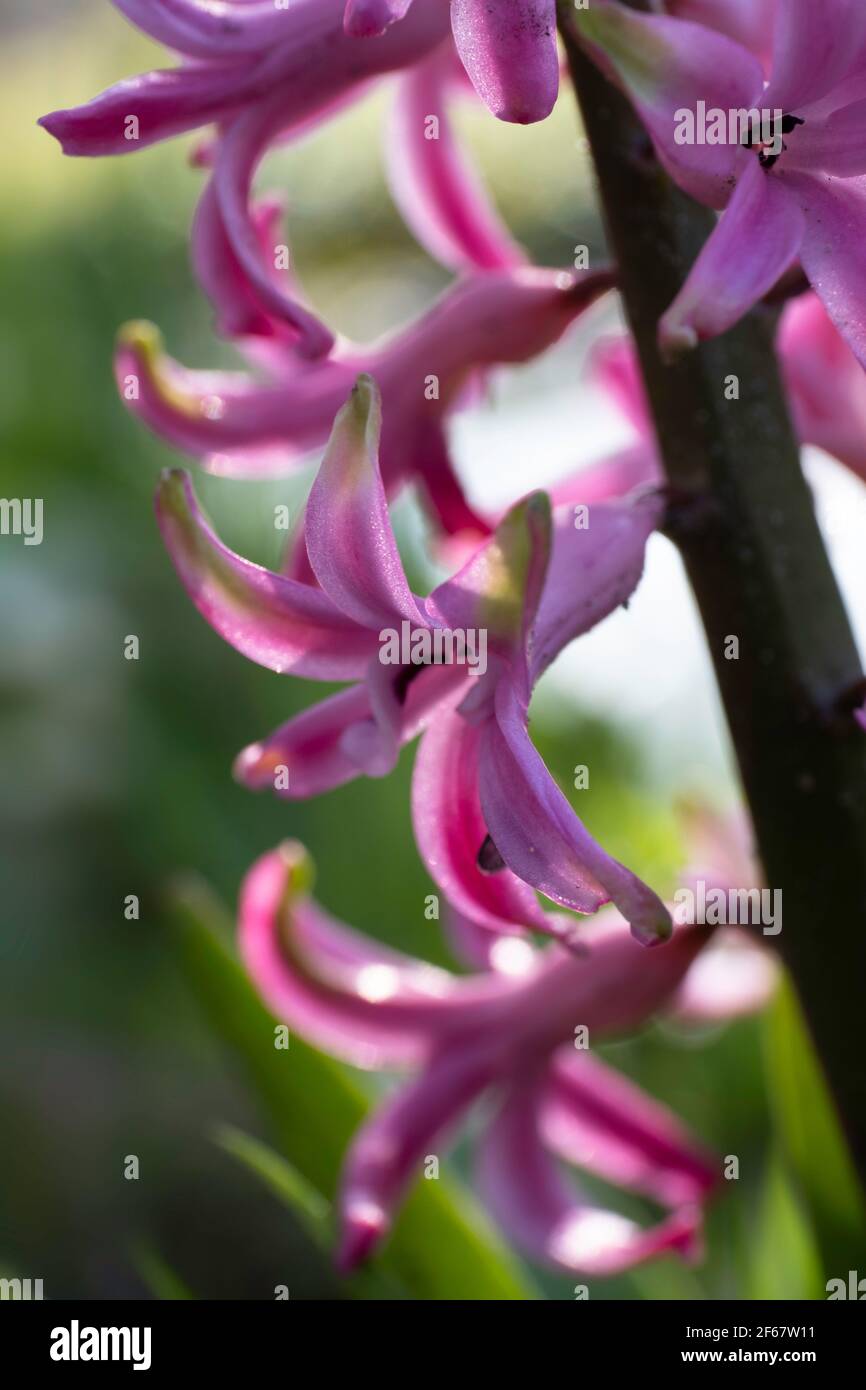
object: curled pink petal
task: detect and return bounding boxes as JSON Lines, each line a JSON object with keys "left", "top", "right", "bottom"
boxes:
{"left": 576, "top": 1, "right": 764, "bottom": 209}
{"left": 411, "top": 709, "right": 553, "bottom": 938}
{"left": 344, "top": 0, "right": 415, "bottom": 38}
{"left": 451, "top": 0, "right": 559, "bottom": 125}
{"left": 548, "top": 444, "right": 661, "bottom": 510}
{"left": 532, "top": 491, "right": 663, "bottom": 683}
{"left": 236, "top": 657, "right": 467, "bottom": 795}
{"left": 763, "top": 0, "right": 866, "bottom": 114}
{"left": 191, "top": 184, "right": 311, "bottom": 343}
{"left": 385, "top": 47, "right": 526, "bottom": 272}
{"left": 155, "top": 469, "right": 377, "bottom": 679}
{"left": 781, "top": 171, "right": 866, "bottom": 370}
{"left": 480, "top": 680, "right": 672, "bottom": 943}
{"left": 542, "top": 1049, "right": 719, "bottom": 1206}
{"left": 113, "top": 0, "right": 319, "bottom": 59}
{"left": 214, "top": 93, "right": 336, "bottom": 357}
{"left": 235, "top": 686, "right": 377, "bottom": 798}
{"left": 659, "top": 160, "right": 805, "bottom": 357}
{"left": 39, "top": 66, "right": 253, "bottom": 156}
{"left": 114, "top": 320, "right": 350, "bottom": 468}
{"left": 305, "top": 376, "right": 429, "bottom": 629}
{"left": 429, "top": 490, "right": 552, "bottom": 681}
{"left": 239, "top": 844, "right": 497, "bottom": 1071}
{"left": 669, "top": 0, "right": 777, "bottom": 68}
{"left": 338, "top": 1042, "right": 496, "bottom": 1268}
{"left": 477, "top": 1076, "right": 703, "bottom": 1276}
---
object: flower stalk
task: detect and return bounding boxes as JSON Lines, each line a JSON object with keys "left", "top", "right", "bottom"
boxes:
{"left": 558, "top": 0, "right": 866, "bottom": 1180}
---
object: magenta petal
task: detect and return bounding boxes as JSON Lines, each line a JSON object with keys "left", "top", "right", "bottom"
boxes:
{"left": 542, "top": 1049, "right": 718, "bottom": 1206}
{"left": 527, "top": 912, "right": 713, "bottom": 1039}
{"left": 113, "top": 0, "right": 308, "bottom": 58}
{"left": 385, "top": 49, "right": 526, "bottom": 272}
{"left": 450, "top": 0, "right": 559, "bottom": 125}
{"left": 306, "top": 377, "right": 429, "bottom": 629}
{"left": 532, "top": 492, "right": 662, "bottom": 683}
{"left": 549, "top": 445, "right": 661, "bottom": 511}
{"left": 589, "top": 335, "right": 650, "bottom": 434}
{"left": 477, "top": 1076, "right": 703, "bottom": 1276}
{"left": 338, "top": 1042, "right": 495, "bottom": 1268}
{"left": 409, "top": 419, "right": 492, "bottom": 540}
{"left": 669, "top": 0, "right": 777, "bottom": 68}
{"left": 237, "top": 654, "right": 466, "bottom": 799}
{"left": 659, "top": 161, "right": 805, "bottom": 355}
{"left": 155, "top": 469, "right": 377, "bottom": 679}
{"left": 114, "top": 321, "right": 349, "bottom": 470}
{"left": 234, "top": 686, "right": 376, "bottom": 798}
{"left": 430, "top": 491, "right": 552, "bottom": 683}
{"left": 783, "top": 100, "right": 866, "bottom": 179}
{"left": 780, "top": 292, "right": 866, "bottom": 481}
{"left": 214, "top": 98, "right": 336, "bottom": 358}
{"left": 344, "top": 0, "right": 415, "bottom": 38}
{"left": 576, "top": 1, "right": 764, "bottom": 209}
{"left": 763, "top": 0, "right": 866, "bottom": 114}
{"left": 191, "top": 183, "right": 304, "bottom": 342}
{"left": 239, "top": 844, "right": 482, "bottom": 1071}
{"left": 352, "top": 655, "right": 469, "bottom": 779}
{"left": 412, "top": 709, "right": 554, "bottom": 937}
{"left": 480, "top": 680, "right": 672, "bottom": 943}
{"left": 39, "top": 66, "right": 251, "bottom": 157}
{"left": 781, "top": 171, "right": 866, "bottom": 370}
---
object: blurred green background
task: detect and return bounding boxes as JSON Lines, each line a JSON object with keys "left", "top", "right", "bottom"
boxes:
{"left": 1, "top": 2, "right": 863, "bottom": 1300}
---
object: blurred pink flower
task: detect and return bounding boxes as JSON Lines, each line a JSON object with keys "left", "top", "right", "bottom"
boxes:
{"left": 580, "top": 291, "right": 866, "bottom": 492}
{"left": 238, "top": 836, "right": 776, "bottom": 1275}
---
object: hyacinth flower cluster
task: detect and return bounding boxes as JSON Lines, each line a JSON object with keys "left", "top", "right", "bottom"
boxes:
{"left": 157, "top": 377, "right": 672, "bottom": 947}
{"left": 40, "top": 0, "right": 866, "bottom": 1284}
{"left": 575, "top": 0, "right": 866, "bottom": 364}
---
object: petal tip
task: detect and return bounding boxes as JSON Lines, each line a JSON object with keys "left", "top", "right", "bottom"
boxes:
{"left": 631, "top": 904, "right": 674, "bottom": 948}
{"left": 659, "top": 316, "right": 699, "bottom": 363}
{"left": 336, "top": 1200, "right": 389, "bottom": 1274}
{"left": 276, "top": 839, "right": 316, "bottom": 901}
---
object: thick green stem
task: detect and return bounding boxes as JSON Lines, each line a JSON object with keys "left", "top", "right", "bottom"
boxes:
{"left": 557, "top": 3, "right": 866, "bottom": 1179}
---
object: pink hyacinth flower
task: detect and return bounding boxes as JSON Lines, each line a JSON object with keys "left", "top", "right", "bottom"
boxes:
{"left": 40, "top": 1, "right": 450, "bottom": 156}
{"left": 40, "top": 1, "right": 452, "bottom": 355}
{"left": 156, "top": 374, "right": 671, "bottom": 946}
{"left": 117, "top": 265, "right": 613, "bottom": 545}
{"left": 238, "top": 837, "right": 776, "bottom": 1275}
{"left": 576, "top": 0, "right": 866, "bottom": 367}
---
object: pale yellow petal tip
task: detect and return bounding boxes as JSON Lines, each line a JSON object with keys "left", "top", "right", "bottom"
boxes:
{"left": 117, "top": 319, "right": 164, "bottom": 361}
{"left": 277, "top": 839, "right": 316, "bottom": 901}
{"left": 118, "top": 321, "right": 205, "bottom": 420}
{"left": 156, "top": 468, "right": 193, "bottom": 524}
{"left": 347, "top": 372, "right": 382, "bottom": 435}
